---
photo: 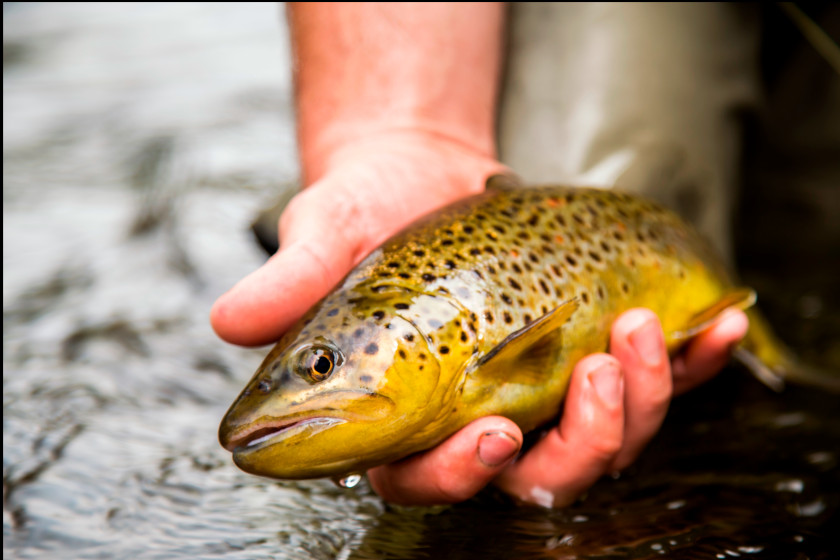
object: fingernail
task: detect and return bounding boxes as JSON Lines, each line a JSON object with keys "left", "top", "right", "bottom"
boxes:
{"left": 629, "top": 317, "right": 665, "bottom": 367}
{"left": 588, "top": 361, "right": 622, "bottom": 408}
{"left": 477, "top": 431, "right": 520, "bottom": 467}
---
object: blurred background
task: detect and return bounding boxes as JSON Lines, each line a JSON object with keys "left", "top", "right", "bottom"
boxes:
{"left": 4, "top": 3, "right": 839, "bottom": 559}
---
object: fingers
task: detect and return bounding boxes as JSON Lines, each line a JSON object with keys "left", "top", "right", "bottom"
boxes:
{"left": 494, "top": 354, "right": 625, "bottom": 508}
{"left": 210, "top": 187, "right": 362, "bottom": 347}
{"left": 607, "top": 309, "right": 673, "bottom": 470}
{"left": 672, "top": 309, "right": 748, "bottom": 395}
{"left": 367, "top": 416, "right": 522, "bottom": 506}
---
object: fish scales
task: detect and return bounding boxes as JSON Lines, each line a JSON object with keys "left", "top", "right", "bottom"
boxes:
{"left": 219, "top": 184, "right": 783, "bottom": 480}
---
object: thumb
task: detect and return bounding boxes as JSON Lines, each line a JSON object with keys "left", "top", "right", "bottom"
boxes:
{"left": 210, "top": 187, "right": 363, "bottom": 347}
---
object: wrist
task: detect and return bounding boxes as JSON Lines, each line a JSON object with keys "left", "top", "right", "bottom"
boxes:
{"left": 301, "top": 126, "right": 500, "bottom": 187}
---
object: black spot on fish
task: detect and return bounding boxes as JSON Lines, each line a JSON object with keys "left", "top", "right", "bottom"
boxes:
{"left": 365, "top": 343, "right": 379, "bottom": 355}
{"left": 529, "top": 252, "right": 539, "bottom": 263}
{"left": 503, "top": 311, "right": 513, "bottom": 324}
{"left": 473, "top": 270, "right": 484, "bottom": 280}
{"left": 398, "top": 349, "right": 407, "bottom": 359}
{"left": 517, "top": 231, "right": 531, "bottom": 241}
{"left": 399, "top": 272, "right": 410, "bottom": 279}
{"left": 597, "top": 285, "right": 605, "bottom": 299}
{"left": 404, "top": 333, "right": 415, "bottom": 342}
{"left": 258, "top": 379, "right": 272, "bottom": 393}
{"left": 508, "top": 279, "right": 522, "bottom": 291}
{"left": 419, "top": 353, "right": 426, "bottom": 361}
{"left": 528, "top": 214, "right": 539, "bottom": 226}
{"left": 372, "top": 310, "right": 385, "bottom": 321}
{"left": 326, "top": 308, "right": 339, "bottom": 317}
{"left": 422, "top": 273, "right": 436, "bottom": 282}
{"left": 501, "top": 293, "right": 512, "bottom": 304}
{"left": 485, "top": 311, "right": 494, "bottom": 324}
{"left": 487, "top": 265, "right": 496, "bottom": 274}
{"left": 539, "top": 279, "right": 550, "bottom": 295}
{"left": 440, "top": 345, "right": 450, "bottom": 355}
{"left": 413, "top": 250, "right": 425, "bottom": 257}
{"left": 354, "top": 328, "right": 365, "bottom": 338}
{"left": 460, "top": 331, "right": 468, "bottom": 342}
{"left": 524, "top": 314, "right": 532, "bottom": 324}
{"left": 387, "top": 262, "right": 400, "bottom": 268}
{"left": 621, "top": 281, "right": 630, "bottom": 294}
{"left": 565, "top": 255, "right": 578, "bottom": 267}
{"left": 395, "top": 302, "right": 409, "bottom": 310}
{"left": 445, "top": 260, "right": 456, "bottom": 269}
{"left": 512, "top": 263, "right": 523, "bottom": 274}
{"left": 463, "top": 225, "right": 474, "bottom": 234}
{"left": 470, "top": 248, "right": 481, "bottom": 256}
{"left": 600, "top": 240, "right": 611, "bottom": 253}
{"left": 484, "top": 245, "right": 496, "bottom": 255}
{"left": 581, "top": 292, "right": 590, "bottom": 304}
{"left": 441, "top": 239, "right": 454, "bottom": 246}
{"left": 589, "top": 251, "right": 602, "bottom": 263}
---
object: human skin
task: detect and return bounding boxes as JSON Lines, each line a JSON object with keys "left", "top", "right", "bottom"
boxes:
{"left": 210, "top": 2, "right": 748, "bottom": 507}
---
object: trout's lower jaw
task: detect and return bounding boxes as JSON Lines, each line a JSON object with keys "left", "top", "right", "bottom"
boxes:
{"left": 225, "top": 416, "right": 345, "bottom": 453}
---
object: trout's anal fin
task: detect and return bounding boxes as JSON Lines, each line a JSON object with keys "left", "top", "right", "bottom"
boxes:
{"left": 473, "top": 299, "right": 579, "bottom": 385}
{"left": 732, "top": 346, "right": 786, "bottom": 393}
{"left": 667, "top": 288, "right": 757, "bottom": 347}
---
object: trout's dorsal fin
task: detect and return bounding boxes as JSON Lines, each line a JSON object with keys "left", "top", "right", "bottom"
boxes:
{"left": 485, "top": 173, "right": 524, "bottom": 191}
{"left": 472, "top": 299, "right": 579, "bottom": 384}
{"left": 666, "top": 288, "right": 757, "bottom": 347}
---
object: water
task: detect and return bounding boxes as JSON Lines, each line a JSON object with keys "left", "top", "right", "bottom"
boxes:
{"left": 4, "top": 3, "right": 838, "bottom": 559}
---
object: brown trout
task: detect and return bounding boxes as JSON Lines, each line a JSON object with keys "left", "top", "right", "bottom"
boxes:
{"left": 219, "top": 179, "right": 807, "bottom": 481}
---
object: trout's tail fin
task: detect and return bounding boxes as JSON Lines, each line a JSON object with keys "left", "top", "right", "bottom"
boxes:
{"left": 737, "top": 308, "right": 840, "bottom": 393}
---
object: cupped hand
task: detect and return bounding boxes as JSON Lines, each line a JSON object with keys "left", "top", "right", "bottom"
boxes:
{"left": 210, "top": 131, "right": 507, "bottom": 346}
{"left": 367, "top": 308, "right": 748, "bottom": 507}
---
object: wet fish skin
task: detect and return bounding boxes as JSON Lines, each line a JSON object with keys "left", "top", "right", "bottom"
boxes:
{"left": 218, "top": 182, "right": 783, "bottom": 480}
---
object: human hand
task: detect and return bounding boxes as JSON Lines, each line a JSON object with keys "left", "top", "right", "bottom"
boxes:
{"left": 211, "top": 132, "right": 506, "bottom": 346}
{"left": 367, "top": 307, "right": 748, "bottom": 507}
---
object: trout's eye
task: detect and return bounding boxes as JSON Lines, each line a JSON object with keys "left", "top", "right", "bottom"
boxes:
{"left": 298, "top": 344, "right": 342, "bottom": 383}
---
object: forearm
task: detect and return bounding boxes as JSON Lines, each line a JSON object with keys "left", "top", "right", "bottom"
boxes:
{"left": 288, "top": 2, "right": 505, "bottom": 184}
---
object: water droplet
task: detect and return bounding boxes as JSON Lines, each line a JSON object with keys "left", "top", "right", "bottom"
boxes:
{"left": 333, "top": 474, "right": 361, "bottom": 488}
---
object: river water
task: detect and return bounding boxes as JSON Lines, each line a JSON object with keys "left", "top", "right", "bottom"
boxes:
{"left": 4, "top": 3, "right": 839, "bottom": 559}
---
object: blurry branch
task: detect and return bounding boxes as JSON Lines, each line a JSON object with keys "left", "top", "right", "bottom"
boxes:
{"left": 778, "top": 2, "right": 840, "bottom": 75}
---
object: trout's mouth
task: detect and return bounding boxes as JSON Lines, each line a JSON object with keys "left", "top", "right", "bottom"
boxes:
{"left": 223, "top": 416, "right": 344, "bottom": 452}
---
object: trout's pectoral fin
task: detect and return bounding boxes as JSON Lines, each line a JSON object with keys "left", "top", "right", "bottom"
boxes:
{"left": 472, "top": 299, "right": 579, "bottom": 384}
{"left": 666, "top": 288, "right": 757, "bottom": 349}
